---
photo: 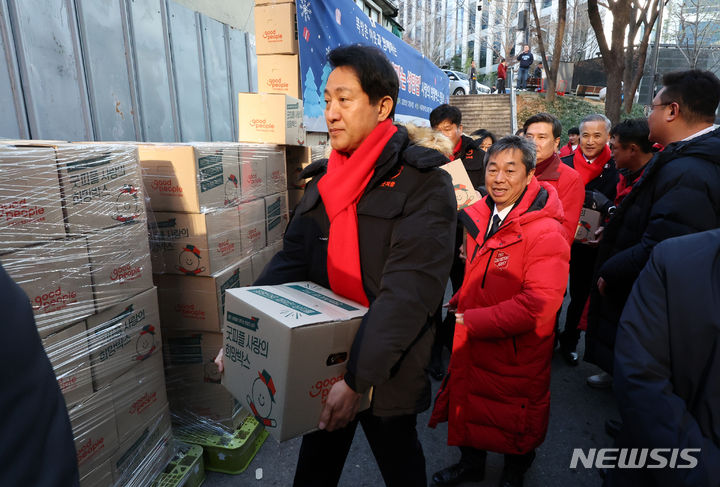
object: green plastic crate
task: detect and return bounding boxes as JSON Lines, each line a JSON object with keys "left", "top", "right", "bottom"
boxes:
{"left": 175, "top": 416, "right": 268, "bottom": 475}
{"left": 151, "top": 443, "right": 205, "bottom": 487}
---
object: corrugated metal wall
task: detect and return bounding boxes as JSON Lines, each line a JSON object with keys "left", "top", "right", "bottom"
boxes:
{"left": 0, "top": 0, "right": 257, "bottom": 142}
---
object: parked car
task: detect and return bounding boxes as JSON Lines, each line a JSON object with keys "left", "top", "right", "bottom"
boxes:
{"left": 476, "top": 83, "right": 492, "bottom": 94}
{"left": 444, "top": 69, "right": 470, "bottom": 95}
{"left": 598, "top": 86, "right": 639, "bottom": 103}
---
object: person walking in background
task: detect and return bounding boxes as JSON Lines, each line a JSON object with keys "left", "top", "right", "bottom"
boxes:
{"left": 607, "top": 230, "right": 720, "bottom": 487}
{"left": 430, "top": 136, "right": 570, "bottom": 487}
{"left": 497, "top": 58, "right": 507, "bottom": 93}
{"left": 558, "top": 127, "right": 580, "bottom": 157}
{"left": 557, "top": 114, "right": 618, "bottom": 366}
{"left": 516, "top": 45, "right": 533, "bottom": 91}
{"left": 469, "top": 60, "right": 478, "bottom": 94}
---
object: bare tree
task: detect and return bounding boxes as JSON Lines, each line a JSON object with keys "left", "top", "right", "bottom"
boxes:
{"left": 588, "top": 0, "right": 667, "bottom": 123}
{"left": 668, "top": 0, "right": 720, "bottom": 71}
{"left": 530, "top": 0, "right": 567, "bottom": 102}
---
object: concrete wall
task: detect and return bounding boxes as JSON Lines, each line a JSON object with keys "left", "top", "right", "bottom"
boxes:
{"left": 173, "top": 0, "right": 255, "bottom": 31}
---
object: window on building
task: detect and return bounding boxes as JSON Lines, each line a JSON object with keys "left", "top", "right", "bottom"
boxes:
{"left": 542, "top": 0, "right": 552, "bottom": 8}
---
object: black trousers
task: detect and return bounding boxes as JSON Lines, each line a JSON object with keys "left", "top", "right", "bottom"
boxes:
{"left": 559, "top": 243, "right": 600, "bottom": 351}
{"left": 293, "top": 410, "right": 426, "bottom": 487}
{"left": 459, "top": 446, "right": 536, "bottom": 472}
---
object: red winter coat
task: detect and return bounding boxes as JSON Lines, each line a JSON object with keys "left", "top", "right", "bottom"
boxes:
{"left": 429, "top": 178, "right": 570, "bottom": 455}
{"left": 535, "top": 154, "right": 585, "bottom": 245}
{"left": 558, "top": 142, "right": 576, "bottom": 158}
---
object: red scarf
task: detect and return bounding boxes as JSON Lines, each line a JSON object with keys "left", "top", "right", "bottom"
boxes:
{"left": 317, "top": 119, "right": 397, "bottom": 306}
{"left": 615, "top": 167, "right": 646, "bottom": 206}
{"left": 572, "top": 144, "right": 612, "bottom": 186}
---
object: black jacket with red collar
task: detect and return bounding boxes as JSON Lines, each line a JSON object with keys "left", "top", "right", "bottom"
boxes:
{"left": 455, "top": 135, "right": 486, "bottom": 191}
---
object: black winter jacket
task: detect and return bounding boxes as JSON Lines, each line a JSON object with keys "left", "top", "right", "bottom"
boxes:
{"left": 255, "top": 124, "right": 457, "bottom": 416}
{"left": 607, "top": 229, "right": 720, "bottom": 487}
{"left": 0, "top": 264, "right": 79, "bottom": 486}
{"left": 456, "top": 134, "right": 486, "bottom": 191}
{"left": 586, "top": 128, "right": 720, "bottom": 373}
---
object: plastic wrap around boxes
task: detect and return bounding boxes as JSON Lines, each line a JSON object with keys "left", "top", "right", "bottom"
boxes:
{"left": 142, "top": 142, "right": 289, "bottom": 434}
{"left": 0, "top": 142, "right": 174, "bottom": 487}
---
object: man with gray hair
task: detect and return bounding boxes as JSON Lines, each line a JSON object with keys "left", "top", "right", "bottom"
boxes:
{"left": 430, "top": 136, "right": 571, "bottom": 487}
{"left": 557, "top": 114, "right": 618, "bottom": 368}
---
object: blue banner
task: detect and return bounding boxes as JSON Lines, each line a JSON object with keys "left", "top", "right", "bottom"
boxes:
{"left": 296, "top": 0, "right": 449, "bottom": 132}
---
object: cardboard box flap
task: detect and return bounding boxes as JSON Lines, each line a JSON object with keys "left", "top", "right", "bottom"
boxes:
{"left": 226, "top": 281, "right": 367, "bottom": 327}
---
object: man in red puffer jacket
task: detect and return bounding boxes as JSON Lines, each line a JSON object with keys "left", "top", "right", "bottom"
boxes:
{"left": 430, "top": 136, "right": 571, "bottom": 487}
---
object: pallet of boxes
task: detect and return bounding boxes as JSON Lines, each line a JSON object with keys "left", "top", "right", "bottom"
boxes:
{"left": 139, "top": 139, "right": 289, "bottom": 474}
{"left": 0, "top": 141, "right": 174, "bottom": 486}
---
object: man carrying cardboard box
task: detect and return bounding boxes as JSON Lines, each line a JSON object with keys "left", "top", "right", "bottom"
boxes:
{"left": 219, "top": 44, "right": 456, "bottom": 486}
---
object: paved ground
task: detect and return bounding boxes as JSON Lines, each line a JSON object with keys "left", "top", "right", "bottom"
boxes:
{"left": 203, "top": 294, "right": 619, "bottom": 487}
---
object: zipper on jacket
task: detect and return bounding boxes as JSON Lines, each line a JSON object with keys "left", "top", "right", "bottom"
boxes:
{"left": 481, "top": 249, "right": 495, "bottom": 289}
{"left": 469, "top": 244, "right": 480, "bottom": 264}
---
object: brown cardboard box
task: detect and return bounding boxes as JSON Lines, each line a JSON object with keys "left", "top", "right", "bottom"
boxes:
{"left": 138, "top": 143, "right": 241, "bottom": 213}
{"left": 439, "top": 159, "right": 482, "bottom": 210}
{"left": 163, "top": 331, "right": 246, "bottom": 428}
{"left": 155, "top": 258, "right": 253, "bottom": 332}
{"left": 222, "top": 282, "right": 370, "bottom": 441}
{"left": 238, "top": 93, "right": 305, "bottom": 146}
{"left": 149, "top": 209, "right": 242, "bottom": 277}
{"left": 111, "top": 353, "right": 168, "bottom": 442}
{"left": 86, "top": 287, "right": 162, "bottom": 389}
{"left": 1, "top": 237, "right": 95, "bottom": 338}
{"left": 257, "top": 54, "right": 301, "bottom": 98}
{"left": 238, "top": 145, "right": 267, "bottom": 202}
{"left": 255, "top": 3, "right": 297, "bottom": 55}
{"left": 265, "top": 192, "right": 289, "bottom": 246}
{"left": 70, "top": 387, "right": 120, "bottom": 472}
{"left": 239, "top": 198, "right": 267, "bottom": 256}
{"left": 250, "top": 245, "right": 274, "bottom": 281}
{"left": 111, "top": 404, "right": 172, "bottom": 485}
{"left": 56, "top": 144, "right": 146, "bottom": 234}
{"left": 285, "top": 145, "right": 311, "bottom": 190}
{"left": 266, "top": 147, "right": 287, "bottom": 195}
{"left": 575, "top": 208, "right": 603, "bottom": 243}
{"left": 79, "top": 458, "right": 113, "bottom": 487}
{"left": 86, "top": 222, "right": 154, "bottom": 310}
{"left": 0, "top": 145, "right": 66, "bottom": 254}
{"left": 42, "top": 320, "right": 94, "bottom": 408}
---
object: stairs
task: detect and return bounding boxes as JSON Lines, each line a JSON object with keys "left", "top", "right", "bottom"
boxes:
{"left": 450, "top": 94, "right": 514, "bottom": 139}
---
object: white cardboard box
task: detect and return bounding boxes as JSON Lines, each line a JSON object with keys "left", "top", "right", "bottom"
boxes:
{"left": 42, "top": 320, "right": 94, "bottom": 408}
{"left": 155, "top": 258, "right": 253, "bottom": 332}
{"left": 238, "top": 93, "right": 305, "bottom": 146}
{"left": 0, "top": 145, "right": 66, "bottom": 253}
{"left": 86, "top": 222, "right": 154, "bottom": 310}
{"left": 239, "top": 198, "right": 267, "bottom": 256}
{"left": 86, "top": 287, "right": 162, "bottom": 389}
{"left": 1, "top": 237, "right": 95, "bottom": 338}
{"left": 149, "top": 209, "right": 242, "bottom": 277}
{"left": 222, "top": 282, "right": 370, "bottom": 441}
{"left": 265, "top": 192, "right": 289, "bottom": 246}
{"left": 138, "top": 143, "right": 241, "bottom": 213}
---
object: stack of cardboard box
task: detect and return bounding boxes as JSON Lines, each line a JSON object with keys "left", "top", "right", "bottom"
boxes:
{"left": 255, "top": 0, "right": 300, "bottom": 103}
{"left": 139, "top": 142, "right": 288, "bottom": 429}
{"left": 0, "top": 142, "right": 172, "bottom": 487}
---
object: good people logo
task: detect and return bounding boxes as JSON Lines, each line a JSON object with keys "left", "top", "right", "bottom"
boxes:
{"left": 570, "top": 448, "right": 700, "bottom": 469}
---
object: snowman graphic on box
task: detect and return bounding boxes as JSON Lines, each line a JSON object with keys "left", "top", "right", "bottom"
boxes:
{"left": 247, "top": 369, "right": 277, "bottom": 428}
{"left": 112, "top": 184, "right": 141, "bottom": 223}
{"left": 224, "top": 174, "right": 239, "bottom": 206}
{"left": 176, "top": 244, "right": 206, "bottom": 275}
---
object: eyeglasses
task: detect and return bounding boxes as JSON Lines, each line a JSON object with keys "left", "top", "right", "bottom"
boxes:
{"left": 643, "top": 103, "right": 670, "bottom": 117}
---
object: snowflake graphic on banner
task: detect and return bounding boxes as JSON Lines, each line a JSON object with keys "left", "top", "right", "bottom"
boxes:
{"left": 299, "top": 0, "right": 312, "bottom": 22}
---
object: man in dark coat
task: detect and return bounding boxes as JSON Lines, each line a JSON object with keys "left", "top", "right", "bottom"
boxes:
{"left": 516, "top": 45, "right": 533, "bottom": 90}
{"left": 558, "top": 114, "right": 618, "bottom": 365}
{"left": 607, "top": 229, "right": 720, "bottom": 487}
{"left": 428, "top": 103, "right": 487, "bottom": 380}
{"left": 0, "top": 264, "right": 79, "bottom": 486}
{"left": 254, "top": 45, "right": 457, "bottom": 487}
{"left": 585, "top": 70, "right": 720, "bottom": 386}
{"left": 584, "top": 118, "right": 655, "bottom": 387}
